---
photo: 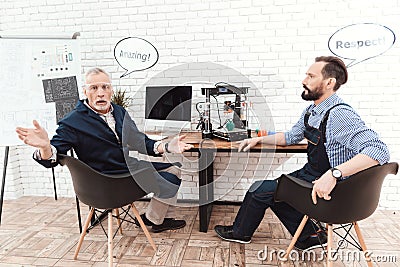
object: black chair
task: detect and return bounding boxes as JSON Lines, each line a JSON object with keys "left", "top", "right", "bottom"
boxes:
{"left": 58, "top": 154, "right": 160, "bottom": 266}
{"left": 274, "top": 162, "right": 399, "bottom": 267}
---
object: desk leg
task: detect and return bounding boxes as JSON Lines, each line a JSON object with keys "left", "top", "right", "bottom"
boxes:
{"left": 199, "top": 149, "right": 214, "bottom": 232}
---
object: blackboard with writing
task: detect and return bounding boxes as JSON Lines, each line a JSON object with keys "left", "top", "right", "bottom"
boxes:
{"left": 42, "top": 76, "right": 79, "bottom": 122}
{"left": 55, "top": 98, "right": 78, "bottom": 122}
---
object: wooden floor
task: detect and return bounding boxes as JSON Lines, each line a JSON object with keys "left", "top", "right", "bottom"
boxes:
{"left": 0, "top": 196, "right": 399, "bottom": 267}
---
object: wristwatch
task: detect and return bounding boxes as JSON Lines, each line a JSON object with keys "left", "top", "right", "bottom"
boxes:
{"left": 330, "top": 167, "right": 342, "bottom": 180}
{"left": 164, "top": 142, "right": 171, "bottom": 153}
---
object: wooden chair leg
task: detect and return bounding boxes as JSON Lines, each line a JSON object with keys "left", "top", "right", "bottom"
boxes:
{"left": 74, "top": 207, "right": 95, "bottom": 260}
{"left": 108, "top": 211, "right": 113, "bottom": 267}
{"left": 115, "top": 208, "right": 123, "bottom": 235}
{"left": 354, "top": 222, "right": 373, "bottom": 267}
{"left": 327, "top": 224, "right": 333, "bottom": 267}
{"left": 130, "top": 203, "right": 157, "bottom": 251}
{"left": 283, "top": 215, "right": 309, "bottom": 260}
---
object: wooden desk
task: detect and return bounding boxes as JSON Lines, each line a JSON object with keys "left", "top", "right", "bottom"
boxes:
{"left": 181, "top": 131, "right": 307, "bottom": 232}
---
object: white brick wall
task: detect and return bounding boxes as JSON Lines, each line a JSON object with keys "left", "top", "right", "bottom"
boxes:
{"left": 1, "top": 0, "right": 400, "bottom": 209}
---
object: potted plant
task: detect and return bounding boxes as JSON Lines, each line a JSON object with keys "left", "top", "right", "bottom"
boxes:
{"left": 111, "top": 88, "right": 132, "bottom": 108}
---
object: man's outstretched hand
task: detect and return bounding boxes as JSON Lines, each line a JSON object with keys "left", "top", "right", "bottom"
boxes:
{"left": 15, "top": 120, "right": 50, "bottom": 149}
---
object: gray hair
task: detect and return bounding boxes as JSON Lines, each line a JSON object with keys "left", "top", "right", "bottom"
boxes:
{"left": 84, "top": 67, "right": 110, "bottom": 81}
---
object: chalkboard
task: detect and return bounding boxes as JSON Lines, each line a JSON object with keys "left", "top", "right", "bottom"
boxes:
{"left": 0, "top": 34, "right": 82, "bottom": 146}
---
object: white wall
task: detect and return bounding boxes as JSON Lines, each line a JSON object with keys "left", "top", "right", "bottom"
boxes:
{"left": 1, "top": 0, "right": 399, "bottom": 209}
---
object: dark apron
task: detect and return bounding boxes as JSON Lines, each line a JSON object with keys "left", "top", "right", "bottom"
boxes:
{"left": 301, "top": 104, "right": 349, "bottom": 179}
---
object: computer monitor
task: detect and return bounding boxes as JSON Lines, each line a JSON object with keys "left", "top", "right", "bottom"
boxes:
{"left": 144, "top": 85, "right": 192, "bottom": 130}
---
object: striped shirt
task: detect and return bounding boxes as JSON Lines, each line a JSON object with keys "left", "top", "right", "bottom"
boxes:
{"left": 285, "top": 94, "right": 390, "bottom": 167}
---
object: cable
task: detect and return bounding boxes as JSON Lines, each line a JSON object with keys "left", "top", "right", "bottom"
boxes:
{"left": 196, "top": 101, "right": 205, "bottom": 114}
{"left": 214, "top": 81, "right": 242, "bottom": 95}
{"left": 215, "top": 81, "right": 235, "bottom": 87}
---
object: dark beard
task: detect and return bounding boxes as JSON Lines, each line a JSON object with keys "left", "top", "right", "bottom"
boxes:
{"left": 301, "top": 85, "right": 324, "bottom": 101}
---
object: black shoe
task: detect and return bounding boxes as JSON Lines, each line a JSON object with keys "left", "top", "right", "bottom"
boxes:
{"left": 134, "top": 213, "right": 155, "bottom": 227}
{"left": 134, "top": 214, "right": 186, "bottom": 232}
{"left": 214, "top": 225, "right": 251, "bottom": 244}
{"left": 294, "top": 230, "right": 327, "bottom": 251}
{"left": 152, "top": 219, "right": 186, "bottom": 233}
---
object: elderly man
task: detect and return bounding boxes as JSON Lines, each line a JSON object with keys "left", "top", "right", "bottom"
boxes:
{"left": 16, "top": 67, "right": 193, "bottom": 233}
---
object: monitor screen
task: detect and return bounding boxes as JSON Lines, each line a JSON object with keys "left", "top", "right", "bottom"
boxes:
{"left": 145, "top": 85, "right": 192, "bottom": 129}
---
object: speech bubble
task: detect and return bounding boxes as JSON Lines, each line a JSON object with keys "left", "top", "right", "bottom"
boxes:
{"left": 114, "top": 37, "right": 159, "bottom": 77}
{"left": 328, "top": 23, "right": 396, "bottom": 67}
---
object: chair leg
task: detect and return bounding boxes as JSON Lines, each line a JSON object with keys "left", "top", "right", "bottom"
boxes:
{"left": 75, "top": 196, "right": 82, "bottom": 233}
{"left": 283, "top": 215, "right": 309, "bottom": 260}
{"left": 74, "top": 207, "right": 95, "bottom": 260}
{"left": 115, "top": 208, "right": 123, "bottom": 235}
{"left": 130, "top": 203, "right": 157, "bottom": 251}
{"left": 327, "top": 224, "right": 333, "bottom": 267}
{"left": 108, "top": 211, "right": 113, "bottom": 267}
{"left": 354, "top": 222, "right": 373, "bottom": 267}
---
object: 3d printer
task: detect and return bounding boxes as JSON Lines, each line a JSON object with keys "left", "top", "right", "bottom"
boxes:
{"left": 197, "top": 83, "right": 250, "bottom": 141}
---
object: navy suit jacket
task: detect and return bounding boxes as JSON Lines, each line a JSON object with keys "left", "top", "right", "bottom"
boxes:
{"left": 35, "top": 100, "right": 165, "bottom": 174}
